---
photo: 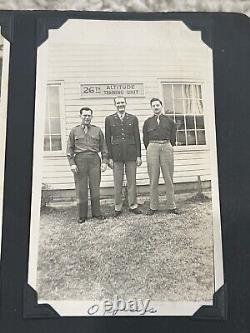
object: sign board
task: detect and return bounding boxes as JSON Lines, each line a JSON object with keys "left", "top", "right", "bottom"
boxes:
{"left": 80, "top": 83, "right": 145, "bottom": 98}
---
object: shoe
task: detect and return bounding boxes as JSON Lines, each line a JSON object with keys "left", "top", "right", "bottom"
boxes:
{"left": 129, "top": 207, "right": 142, "bottom": 214}
{"left": 114, "top": 210, "right": 122, "bottom": 217}
{"left": 78, "top": 218, "right": 86, "bottom": 224}
{"left": 146, "top": 209, "right": 157, "bottom": 216}
{"left": 93, "top": 215, "right": 106, "bottom": 220}
{"left": 167, "top": 208, "right": 181, "bottom": 215}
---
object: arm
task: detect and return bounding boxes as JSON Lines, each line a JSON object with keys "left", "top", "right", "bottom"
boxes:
{"left": 170, "top": 120, "right": 177, "bottom": 146}
{"left": 105, "top": 116, "right": 112, "bottom": 160}
{"left": 142, "top": 120, "right": 149, "bottom": 149}
{"left": 66, "top": 129, "right": 76, "bottom": 166}
{"left": 134, "top": 116, "right": 141, "bottom": 158}
{"left": 99, "top": 129, "right": 109, "bottom": 164}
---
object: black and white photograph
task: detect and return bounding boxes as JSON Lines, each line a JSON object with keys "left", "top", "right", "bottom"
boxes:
{"left": 28, "top": 18, "right": 224, "bottom": 316}
{"left": 0, "top": 28, "right": 10, "bottom": 260}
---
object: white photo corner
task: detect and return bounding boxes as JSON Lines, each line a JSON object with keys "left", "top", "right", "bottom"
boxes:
{"left": 28, "top": 18, "right": 224, "bottom": 317}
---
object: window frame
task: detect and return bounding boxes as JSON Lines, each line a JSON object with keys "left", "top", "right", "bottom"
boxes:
{"left": 159, "top": 79, "right": 209, "bottom": 152}
{"left": 43, "top": 81, "right": 66, "bottom": 156}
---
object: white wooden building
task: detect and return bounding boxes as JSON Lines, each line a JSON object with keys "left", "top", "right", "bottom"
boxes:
{"left": 40, "top": 20, "right": 216, "bottom": 199}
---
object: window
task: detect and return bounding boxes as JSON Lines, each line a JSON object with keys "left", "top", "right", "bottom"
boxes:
{"left": 162, "top": 83, "right": 206, "bottom": 146}
{"left": 44, "top": 83, "right": 63, "bottom": 152}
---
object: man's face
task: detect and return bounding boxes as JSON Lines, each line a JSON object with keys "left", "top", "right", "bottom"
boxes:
{"left": 114, "top": 97, "right": 127, "bottom": 113}
{"left": 151, "top": 100, "right": 163, "bottom": 115}
{"left": 80, "top": 109, "right": 93, "bottom": 126}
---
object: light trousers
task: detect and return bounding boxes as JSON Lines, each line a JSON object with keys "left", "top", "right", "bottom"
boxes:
{"left": 113, "top": 161, "right": 138, "bottom": 211}
{"left": 146, "top": 142, "right": 176, "bottom": 210}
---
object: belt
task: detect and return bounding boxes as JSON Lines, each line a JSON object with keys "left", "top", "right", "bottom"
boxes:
{"left": 149, "top": 140, "right": 170, "bottom": 144}
{"left": 75, "top": 151, "right": 99, "bottom": 157}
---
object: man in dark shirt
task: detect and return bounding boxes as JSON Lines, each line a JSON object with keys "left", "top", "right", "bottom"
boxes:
{"left": 105, "top": 97, "right": 142, "bottom": 217}
{"left": 143, "top": 98, "right": 180, "bottom": 215}
{"left": 67, "top": 107, "right": 108, "bottom": 223}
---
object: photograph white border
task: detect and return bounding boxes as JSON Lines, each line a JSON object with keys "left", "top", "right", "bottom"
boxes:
{"left": 28, "top": 19, "right": 224, "bottom": 317}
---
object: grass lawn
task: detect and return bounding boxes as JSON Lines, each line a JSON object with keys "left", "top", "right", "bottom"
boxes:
{"left": 37, "top": 193, "right": 214, "bottom": 302}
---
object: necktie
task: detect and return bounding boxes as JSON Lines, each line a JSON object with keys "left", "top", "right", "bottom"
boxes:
{"left": 156, "top": 116, "right": 160, "bottom": 125}
{"left": 83, "top": 125, "right": 88, "bottom": 134}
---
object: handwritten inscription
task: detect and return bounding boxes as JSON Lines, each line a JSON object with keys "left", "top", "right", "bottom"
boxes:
{"left": 87, "top": 296, "right": 157, "bottom": 316}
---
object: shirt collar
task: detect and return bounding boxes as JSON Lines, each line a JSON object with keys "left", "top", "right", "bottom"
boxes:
{"left": 81, "top": 123, "right": 91, "bottom": 128}
{"left": 117, "top": 111, "right": 126, "bottom": 119}
{"left": 154, "top": 113, "right": 162, "bottom": 118}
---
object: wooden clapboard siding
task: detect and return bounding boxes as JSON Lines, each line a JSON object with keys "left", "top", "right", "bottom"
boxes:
{"left": 42, "top": 149, "right": 211, "bottom": 190}
{"left": 42, "top": 23, "right": 213, "bottom": 190}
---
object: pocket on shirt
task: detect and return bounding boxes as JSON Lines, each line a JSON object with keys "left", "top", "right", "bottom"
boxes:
{"left": 75, "top": 136, "right": 84, "bottom": 143}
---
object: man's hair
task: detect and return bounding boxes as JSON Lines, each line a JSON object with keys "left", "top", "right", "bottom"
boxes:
{"left": 150, "top": 98, "right": 163, "bottom": 106}
{"left": 114, "top": 96, "right": 127, "bottom": 104}
{"left": 79, "top": 107, "right": 93, "bottom": 115}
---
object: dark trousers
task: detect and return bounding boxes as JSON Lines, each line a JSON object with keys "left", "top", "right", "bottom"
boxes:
{"left": 74, "top": 153, "right": 101, "bottom": 218}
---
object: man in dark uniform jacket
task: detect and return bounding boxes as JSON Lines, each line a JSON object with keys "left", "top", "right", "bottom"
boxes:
{"left": 67, "top": 107, "right": 108, "bottom": 223}
{"left": 105, "top": 97, "right": 142, "bottom": 216}
{"left": 143, "top": 97, "right": 180, "bottom": 215}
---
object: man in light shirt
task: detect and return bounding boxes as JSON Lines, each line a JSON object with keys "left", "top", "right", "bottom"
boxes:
{"left": 67, "top": 107, "right": 108, "bottom": 223}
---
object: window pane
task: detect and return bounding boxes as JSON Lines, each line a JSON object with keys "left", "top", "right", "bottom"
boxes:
{"left": 184, "top": 98, "right": 203, "bottom": 114}
{"left": 191, "top": 99, "right": 203, "bottom": 114}
{"left": 183, "top": 99, "right": 192, "bottom": 114}
{"left": 196, "top": 115, "right": 205, "bottom": 129}
{"left": 175, "top": 115, "right": 185, "bottom": 130}
{"left": 194, "top": 85, "right": 202, "bottom": 99}
{"left": 50, "top": 118, "right": 61, "bottom": 134}
{"left": 183, "top": 84, "right": 192, "bottom": 99}
{"left": 177, "top": 131, "right": 186, "bottom": 146}
{"left": 162, "top": 82, "right": 205, "bottom": 147}
{"left": 187, "top": 130, "right": 196, "bottom": 145}
{"left": 44, "top": 84, "right": 63, "bottom": 152}
{"left": 162, "top": 84, "right": 174, "bottom": 114}
{"left": 173, "top": 84, "right": 182, "bottom": 99}
{"left": 197, "top": 130, "right": 206, "bottom": 145}
{"left": 174, "top": 99, "right": 184, "bottom": 114}
{"left": 51, "top": 135, "right": 62, "bottom": 151}
{"left": 48, "top": 85, "right": 60, "bottom": 117}
{"left": 186, "top": 115, "right": 195, "bottom": 129}
{"left": 44, "top": 135, "right": 50, "bottom": 151}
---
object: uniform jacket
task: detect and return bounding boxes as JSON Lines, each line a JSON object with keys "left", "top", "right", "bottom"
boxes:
{"left": 105, "top": 112, "right": 141, "bottom": 162}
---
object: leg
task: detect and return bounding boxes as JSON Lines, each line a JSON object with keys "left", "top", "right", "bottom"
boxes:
{"left": 160, "top": 143, "right": 176, "bottom": 209}
{"left": 113, "top": 161, "right": 124, "bottom": 211}
{"left": 146, "top": 143, "right": 160, "bottom": 210}
{"left": 88, "top": 155, "right": 101, "bottom": 217}
{"left": 74, "top": 154, "right": 89, "bottom": 219}
{"left": 125, "top": 160, "right": 137, "bottom": 209}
